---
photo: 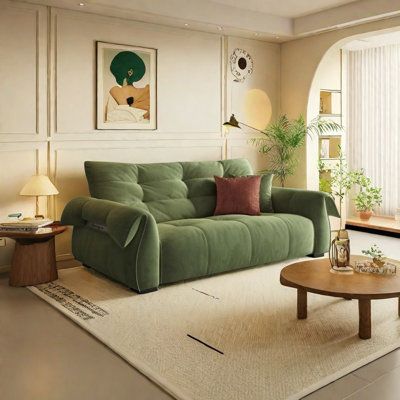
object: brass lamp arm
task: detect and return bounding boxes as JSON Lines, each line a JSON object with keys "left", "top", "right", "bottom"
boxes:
{"left": 223, "top": 114, "right": 264, "bottom": 134}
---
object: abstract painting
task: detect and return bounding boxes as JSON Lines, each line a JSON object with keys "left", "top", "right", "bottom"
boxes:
{"left": 97, "top": 42, "right": 157, "bottom": 130}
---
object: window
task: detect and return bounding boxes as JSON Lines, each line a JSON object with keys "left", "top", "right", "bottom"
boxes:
{"left": 346, "top": 44, "right": 400, "bottom": 216}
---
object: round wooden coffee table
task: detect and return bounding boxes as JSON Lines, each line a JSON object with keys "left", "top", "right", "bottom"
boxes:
{"left": 3, "top": 223, "right": 67, "bottom": 287}
{"left": 280, "top": 256, "right": 400, "bottom": 339}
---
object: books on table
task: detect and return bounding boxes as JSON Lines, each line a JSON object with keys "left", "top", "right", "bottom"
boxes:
{"left": 0, "top": 219, "right": 54, "bottom": 232}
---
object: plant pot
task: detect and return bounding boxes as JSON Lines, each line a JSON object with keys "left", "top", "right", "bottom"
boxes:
{"left": 359, "top": 210, "right": 373, "bottom": 221}
{"left": 373, "top": 258, "right": 385, "bottom": 268}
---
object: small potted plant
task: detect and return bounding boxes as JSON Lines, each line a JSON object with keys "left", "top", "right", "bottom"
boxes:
{"left": 354, "top": 182, "right": 382, "bottom": 221}
{"left": 362, "top": 244, "right": 385, "bottom": 267}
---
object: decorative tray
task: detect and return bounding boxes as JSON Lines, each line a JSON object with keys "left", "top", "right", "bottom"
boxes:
{"left": 353, "top": 260, "right": 397, "bottom": 275}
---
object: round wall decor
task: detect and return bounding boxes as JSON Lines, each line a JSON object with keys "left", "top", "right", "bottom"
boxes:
{"left": 230, "top": 48, "right": 253, "bottom": 82}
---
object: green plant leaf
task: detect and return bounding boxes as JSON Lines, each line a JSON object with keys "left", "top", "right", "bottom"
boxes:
{"left": 250, "top": 114, "right": 342, "bottom": 187}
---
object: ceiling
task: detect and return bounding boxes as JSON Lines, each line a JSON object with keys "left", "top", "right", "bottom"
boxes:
{"left": 210, "top": 0, "right": 358, "bottom": 18}
{"left": 343, "top": 30, "right": 400, "bottom": 50}
{"left": 26, "top": 0, "right": 400, "bottom": 42}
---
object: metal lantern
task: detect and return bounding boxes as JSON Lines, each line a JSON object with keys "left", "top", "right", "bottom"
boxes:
{"left": 329, "top": 229, "right": 351, "bottom": 269}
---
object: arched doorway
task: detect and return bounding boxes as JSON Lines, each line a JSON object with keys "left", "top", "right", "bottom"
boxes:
{"left": 280, "top": 15, "right": 400, "bottom": 189}
{"left": 306, "top": 28, "right": 400, "bottom": 229}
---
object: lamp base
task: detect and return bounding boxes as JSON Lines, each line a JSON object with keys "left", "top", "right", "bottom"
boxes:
{"left": 330, "top": 265, "right": 353, "bottom": 274}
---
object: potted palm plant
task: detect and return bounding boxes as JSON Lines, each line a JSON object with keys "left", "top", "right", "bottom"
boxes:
{"left": 250, "top": 115, "right": 342, "bottom": 187}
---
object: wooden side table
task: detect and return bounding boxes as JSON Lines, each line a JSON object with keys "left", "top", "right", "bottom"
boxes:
{"left": 1, "top": 224, "right": 67, "bottom": 286}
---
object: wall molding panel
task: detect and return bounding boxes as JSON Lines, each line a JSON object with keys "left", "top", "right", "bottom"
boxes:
{"left": 0, "top": 0, "right": 280, "bottom": 267}
{"left": 51, "top": 8, "right": 223, "bottom": 138}
{"left": 0, "top": 1, "right": 47, "bottom": 141}
{"left": 226, "top": 137, "right": 265, "bottom": 171}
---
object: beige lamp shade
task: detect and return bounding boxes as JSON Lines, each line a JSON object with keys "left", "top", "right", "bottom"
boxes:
{"left": 20, "top": 175, "right": 59, "bottom": 196}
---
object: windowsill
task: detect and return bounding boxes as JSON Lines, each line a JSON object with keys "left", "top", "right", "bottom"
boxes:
{"left": 346, "top": 215, "right": 400, "bottom": 237}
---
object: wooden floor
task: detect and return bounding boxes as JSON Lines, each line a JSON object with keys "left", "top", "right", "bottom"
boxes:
{"left": 0, "top": 272, "right": 172, "bottom": 400}
{"left": 1, "top": 230, "right": 400, "bottom": 400}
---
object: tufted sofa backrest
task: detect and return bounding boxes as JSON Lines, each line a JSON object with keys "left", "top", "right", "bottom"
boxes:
{"left": 84, "top": 159, "right": 253, "bottom": 222}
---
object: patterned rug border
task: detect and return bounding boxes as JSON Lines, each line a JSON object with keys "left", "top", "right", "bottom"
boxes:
{"left": 28, "top": 267, "right": 400, "bottom": 400}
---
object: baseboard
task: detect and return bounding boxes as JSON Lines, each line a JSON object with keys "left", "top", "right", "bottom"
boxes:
{"left": 346, "top": 224, "right": 400, "bottom": 238}
{"left": 56, "top": 253, "right": 74, "bottom": 261}
{"left": 0, "top": 264, "right": 10, "bottom": 274}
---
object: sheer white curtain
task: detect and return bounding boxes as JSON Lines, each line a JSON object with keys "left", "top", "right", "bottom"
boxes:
{"left": 346, "top": 44, "right": 400, "bottom": 216}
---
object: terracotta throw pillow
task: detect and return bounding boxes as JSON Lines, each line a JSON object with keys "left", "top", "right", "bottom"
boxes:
{"left": 214, "top": 175, "right": 261, "bottom": 216}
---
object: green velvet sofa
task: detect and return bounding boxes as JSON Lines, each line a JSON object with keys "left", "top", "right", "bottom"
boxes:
{"left": 61, "top": 158, "right": 339, "bottom": 293}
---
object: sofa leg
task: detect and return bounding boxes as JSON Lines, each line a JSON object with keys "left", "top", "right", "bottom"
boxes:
{"left": 309, "top": 253, "right": 325, "bottom": 258}
{"left": 131, "top": 287, "right": 158, "bottom": 294}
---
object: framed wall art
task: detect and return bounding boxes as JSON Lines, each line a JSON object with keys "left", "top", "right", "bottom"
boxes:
{"left": 97, "top": 41, "right": 157, "bottom": 130}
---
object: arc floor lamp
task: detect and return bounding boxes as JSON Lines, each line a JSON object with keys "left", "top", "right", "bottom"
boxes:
{"left": 222, "top": 114, "right": 264, "bottom": 159}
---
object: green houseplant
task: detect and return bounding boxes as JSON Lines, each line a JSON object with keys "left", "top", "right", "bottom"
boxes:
{"left": 327, "top": 157, "right": 383, "bottom": 223}
{"left": 318, "top": 159, "right": 332, "bottom": 193}
{"left": 329, "top": 147, "right": 354, "bottom": 229}
{"left": 354, "top": 181, "right": 382, "bottom": 221}
{"left": 251, "top": 115, "right": 342, "bottom": 187}
{"left": 351, "top": 170, "right": 382, "bottom": 220}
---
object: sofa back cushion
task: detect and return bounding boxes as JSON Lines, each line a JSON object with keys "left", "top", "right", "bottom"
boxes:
{"left": 84, "top": 159, "right": 253, "bottom": 223}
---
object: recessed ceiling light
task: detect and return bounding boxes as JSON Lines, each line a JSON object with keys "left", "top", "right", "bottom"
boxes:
{"left": 217, "top": 26, "right": 223, "bottom": 31}
{"left": 184, "top": 23, "right": 189, "bottom": 27}
{"left": 78, "top": 2, "right": 85, "bottom": 6}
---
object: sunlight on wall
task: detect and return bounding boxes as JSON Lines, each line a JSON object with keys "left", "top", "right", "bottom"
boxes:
{"left": 243, "top": 89, "right": 272, "bottom": 130}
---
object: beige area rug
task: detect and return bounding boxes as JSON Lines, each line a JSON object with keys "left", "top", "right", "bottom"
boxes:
{"left": 28, "top": 260, "right": 400, "bottom": 400}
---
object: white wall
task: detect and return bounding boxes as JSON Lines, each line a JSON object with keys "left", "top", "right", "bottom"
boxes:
{"left": 0, "top": 0, "right": 281, "bottom": 270}
{"left": 225, "top": 36, "right": 281, "bottom": 175}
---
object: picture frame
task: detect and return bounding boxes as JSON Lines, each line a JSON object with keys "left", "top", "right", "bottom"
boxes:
{"left": 96, "top": 41, "right": 157, "bottom": 130}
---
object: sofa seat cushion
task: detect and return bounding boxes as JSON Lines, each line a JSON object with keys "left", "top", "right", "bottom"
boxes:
{"left": 158, "top": 213, "right": 314, "bottom": 284}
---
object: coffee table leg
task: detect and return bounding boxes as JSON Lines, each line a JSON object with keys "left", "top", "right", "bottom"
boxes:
{"left": 358, "top": 299, "right": 371, "bottom": 340}
{"left": 297, "top": 288, "right": 307, "bottom": 319}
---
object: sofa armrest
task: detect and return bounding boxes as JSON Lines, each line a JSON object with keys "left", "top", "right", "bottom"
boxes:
{"left": 61, "top": 196, "right": 156, "bottom": 248}
{"left": 271, "top": 188, "right": 339, "bottom": 255}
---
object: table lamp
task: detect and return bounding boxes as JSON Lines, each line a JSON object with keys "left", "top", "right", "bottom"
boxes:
{"left": 20, "top": 175, "right": 59, "bottom": 218}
